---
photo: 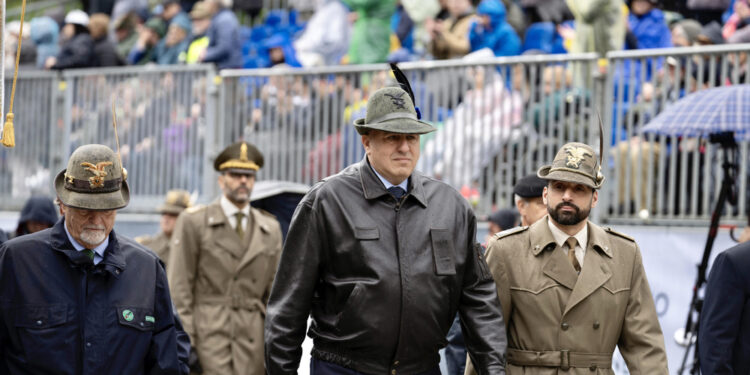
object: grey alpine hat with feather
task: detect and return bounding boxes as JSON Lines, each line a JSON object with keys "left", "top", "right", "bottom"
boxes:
{"left": 353, "top": 63, "right": 436, "bottom": 135}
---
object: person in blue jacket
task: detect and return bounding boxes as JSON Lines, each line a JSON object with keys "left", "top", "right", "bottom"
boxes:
{"left": 0, "top": 144, "right": 188, "bottom": 375}
{"left": 469, "top": 0, "right": 521, "bottom": 57}
{"left": 199, "top": 0, "right": 242, "bottom": 69}
{"left": 699, "top": 241, "right": 750, "bottom": 375}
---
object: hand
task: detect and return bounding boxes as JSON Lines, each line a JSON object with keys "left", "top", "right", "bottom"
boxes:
{"left": 348, "top": 11, "right": 358, "bottom": 24}
{"left": 189, "top": 347, "right": 203, "bottom": 374}
{"left": 44, "top": 56, "right": 57, "bottom": 69}
{"left": 198, "top": 49, "right": 206, "bottom": 62}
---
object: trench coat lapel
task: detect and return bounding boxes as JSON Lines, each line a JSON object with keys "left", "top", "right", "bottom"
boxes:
{"left": 532, "top": 219, "right": 578, "bottom": 291}
{"left": 563, "top": 222, "right": 613, "bottom": 316}
{"left": 236, "top": 209, "right": 270, "bottom": 272}
{"left": 206, "top": 202, "right": 245, "bottom": 260}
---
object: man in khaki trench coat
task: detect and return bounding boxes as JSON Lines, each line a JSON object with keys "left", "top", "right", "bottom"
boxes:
{"left": 168, "top": 141, "right": 283, "bottom": 375}
{"left": 136, "top": 189, "right": 191, "bottom": 266}
{"left": 467, "top": 142, "right": 668, "bottom": 374}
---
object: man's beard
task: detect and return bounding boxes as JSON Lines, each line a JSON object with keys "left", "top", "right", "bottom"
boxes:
{"left": 80, "top": 226, "right": 106, "bottom": 246}
{"left": 548, "top": 202, "right": 590, "bottom": 226}
{"left": 225, "top": 186, "right": 250, "bottom": 205}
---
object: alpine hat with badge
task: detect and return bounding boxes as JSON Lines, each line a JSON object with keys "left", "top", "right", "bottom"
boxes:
{"left": 54, "top": 144, "right": 129, "bottom": 210}
{"left": 158, "top": 189, "right": 192, "bottom": 215}
{"left": 353, "top": 64, "right": 436, "bottom": 135}
{"left": 537, "top": 142, "right": 605, "bottom": 189}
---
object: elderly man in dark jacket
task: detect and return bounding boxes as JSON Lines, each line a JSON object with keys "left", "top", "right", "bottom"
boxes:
{"left": 265, "top": 78, "right": 507, "bottom": 375}
{"left": 0, "top": 144, "right": 187, "bottom": 375}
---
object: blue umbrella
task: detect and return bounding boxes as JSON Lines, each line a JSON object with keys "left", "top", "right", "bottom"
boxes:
{"left": 641, "top": 85, "right": 750, "bottom": 139}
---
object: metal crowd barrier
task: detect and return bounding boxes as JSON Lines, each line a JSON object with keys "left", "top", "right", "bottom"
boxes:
{"left": 0, "top": 47, "right": 748, "bottom": 226}
{"left": 603, "top": 44, "right": 750, "bottom": 226}
{"left": 218, "top": 54, "right": 601, "bottom": 216}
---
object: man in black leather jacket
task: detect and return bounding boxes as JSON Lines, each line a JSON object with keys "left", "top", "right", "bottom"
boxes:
{"left": 265, "top": 85, "right": 507, "bottom": 375}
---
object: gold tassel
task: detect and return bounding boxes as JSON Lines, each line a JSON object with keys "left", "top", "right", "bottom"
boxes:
{"left": 1, "top": 114, "right": 14, "bottom": 148}
{"left": 3, "top": 0, "right": 27, "bottom": 148}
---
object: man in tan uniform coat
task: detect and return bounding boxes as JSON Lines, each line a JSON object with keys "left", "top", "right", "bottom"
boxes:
{"left": 168, "top": 141, "right": 283, "bottom": 375}
{"left": 467, "top": 142, "right": 668, "bottom": 374}
{"left": 136, "top": 189, "right": 191, "bottom": 265}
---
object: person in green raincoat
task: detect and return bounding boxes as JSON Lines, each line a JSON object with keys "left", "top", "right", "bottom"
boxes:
{"left": 342, "top": 0, "right": 396, "bottom": 64}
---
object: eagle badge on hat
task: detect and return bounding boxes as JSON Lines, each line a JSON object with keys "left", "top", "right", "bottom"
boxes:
{"left": 564, "top": 146, "right": 593, "bottom": 169}
{"left": 81, "top": 161, "right": 113, "bottom": 188}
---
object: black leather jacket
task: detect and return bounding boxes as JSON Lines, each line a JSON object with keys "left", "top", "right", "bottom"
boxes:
{"left": 265, "top": 158, "right": 507, "bottom": 375}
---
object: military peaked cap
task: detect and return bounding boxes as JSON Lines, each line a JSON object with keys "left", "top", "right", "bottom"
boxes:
{"left": 214, "top": 141, "right": 264, "bottom": 174}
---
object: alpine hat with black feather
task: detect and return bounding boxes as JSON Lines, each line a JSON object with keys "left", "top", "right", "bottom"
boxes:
{"left": 353, "top": 63, "right": 436, "bottom": 135}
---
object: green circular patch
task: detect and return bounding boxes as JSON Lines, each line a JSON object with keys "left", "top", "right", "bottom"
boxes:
{"left": 122, "top": 309, "right": 134, "bottom": 321}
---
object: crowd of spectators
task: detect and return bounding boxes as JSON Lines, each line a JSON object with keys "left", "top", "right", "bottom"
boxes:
{"left": 3, "top": 0, "right": 747, "bottom": 72}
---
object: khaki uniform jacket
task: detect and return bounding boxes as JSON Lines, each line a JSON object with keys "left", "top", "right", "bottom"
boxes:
{"left": 136, "top": 232, "right": 169, "bottom": 264}
{"left": 168, "top": 200, "right": 282, "bottom": 375}
{"left": 467, "top": 218, "right": 667, "bottom": 374}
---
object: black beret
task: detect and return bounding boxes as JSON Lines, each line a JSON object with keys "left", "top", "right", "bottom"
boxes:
{"left": 488, "top": 209, "right": 518, "bottom": 230}
{"left": 513, "top": 174, "right": 547, "bottom": 198}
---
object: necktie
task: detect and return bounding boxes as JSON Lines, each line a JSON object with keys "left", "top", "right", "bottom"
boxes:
{"left": 388, "top": 186, "right": 406, "bottom": 200}
{"left": 82, "top": 249, "right": 95, "bottom": 263}
{"left": 234, "top": 212, "right": 245, "bottom": 240}
{"left": 566, "top": 237, "right": 581, "bottom": 274}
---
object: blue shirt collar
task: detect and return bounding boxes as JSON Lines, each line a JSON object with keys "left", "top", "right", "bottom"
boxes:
{"left": 63, "top": 219, "right": 109, "bottom": 265}
{"left": 369, "top": 162, "right": 408, "bottom": 191}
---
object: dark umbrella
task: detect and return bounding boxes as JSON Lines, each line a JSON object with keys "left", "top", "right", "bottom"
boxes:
{"left": 250, "top": 180, "right": 309, "bottom": 241}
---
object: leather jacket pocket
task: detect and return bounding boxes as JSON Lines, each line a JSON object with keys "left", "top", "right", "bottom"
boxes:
{"left": 354, "top": 227, "right": 379, "bottom": 240}
{"left": 14, "top": 304, "right": 74, "bottom": 365}
{"left": 431, "top": 229, "right": 456, "bottom": 275}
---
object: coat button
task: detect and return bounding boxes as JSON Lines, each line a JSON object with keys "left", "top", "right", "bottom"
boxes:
{"left": 593, "top": 321, "right": 600, "bottom": 329}
{"left": 561, "top": 322, "right": 569, "bottom": 330}
{"left": 140, "top": 322, "right": 145, "bottom": 327}
{"left": 36, "top": 320, "right": 43, "bottom": 326}
{"left": 86, "top": 342, "right": 92, "bottom": 347}
{"left": 590, "top": 365, "right": 597, "bottom": 371}
{"left": 393, "top": 361, "right": 399, "bottom": 366}
{"left": 391, "top": 370, "right": 396, "bottom": 375}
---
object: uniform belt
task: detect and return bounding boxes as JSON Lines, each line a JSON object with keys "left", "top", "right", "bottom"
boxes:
{"left": 506, "top": 348, "right": 612, "bottom": 370}
{"left": 194, "top": 295, "right": 266, "bottom": 315}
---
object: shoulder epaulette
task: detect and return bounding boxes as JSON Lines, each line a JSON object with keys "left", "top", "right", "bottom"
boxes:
{"left": 494, "top": 225, "right": 528, "bottom": 240}
{"left": 605, "top": 227, "right": 635, "bottom": 242}
{"left": 184, "top": 204, "right": 206, "bottom": 214}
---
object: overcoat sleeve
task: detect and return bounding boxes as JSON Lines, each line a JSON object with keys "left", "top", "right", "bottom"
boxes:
{"left": 618, "top": 244, "right": 669, "bottom": 374}
{"left": 167, "top": 212, "right": 201, "bottom": 342}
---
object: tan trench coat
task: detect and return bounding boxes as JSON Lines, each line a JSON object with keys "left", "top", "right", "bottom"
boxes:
{"left": 467, "top": 218, "right": 667, "bottom": 374}
{"left": 136, "top": 231, "right": 169, "bottom": 264}
{"left": 167, "top": 200, "right": 282, "bottom": 375}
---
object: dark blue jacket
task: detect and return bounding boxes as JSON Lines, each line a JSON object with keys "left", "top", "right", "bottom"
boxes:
{"left": 203, "top": 8, "right": 243, "bottom": 69}
{"left": 0, "top": 219, "right": 185, "bottom": 374}
{"left": 699, "top": 242, "right": 750, "bottom": 375}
